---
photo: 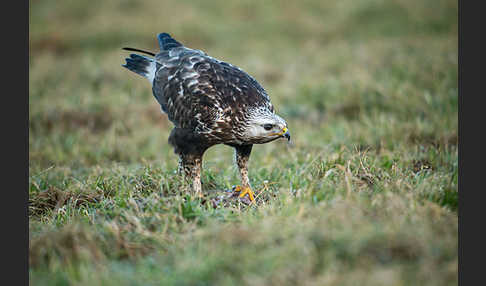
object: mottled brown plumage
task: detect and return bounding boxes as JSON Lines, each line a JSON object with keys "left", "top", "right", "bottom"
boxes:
{"left": 122, "top": 33, "right": 290, "bottom": 200}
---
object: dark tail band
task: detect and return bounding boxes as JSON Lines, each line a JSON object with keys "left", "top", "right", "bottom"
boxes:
{"left": 122, "top": 54, "right": 156, "bottom": 81}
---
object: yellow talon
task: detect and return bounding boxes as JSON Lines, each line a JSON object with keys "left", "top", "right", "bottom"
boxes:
{"left": 233, "top": 185, "right": 255, "bottom": 201}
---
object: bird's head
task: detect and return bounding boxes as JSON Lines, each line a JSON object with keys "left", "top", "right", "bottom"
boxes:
{"left": 241, "top": 107, "right": 290, "bottom": 144}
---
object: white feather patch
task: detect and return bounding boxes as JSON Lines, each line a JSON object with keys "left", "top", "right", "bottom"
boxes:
{"left": 147, "top": 61, "right": 157, "bottom": 84}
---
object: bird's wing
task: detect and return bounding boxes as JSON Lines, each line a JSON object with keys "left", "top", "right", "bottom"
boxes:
{"left": 152, "top": 47, "right": 273, "bottom": 138}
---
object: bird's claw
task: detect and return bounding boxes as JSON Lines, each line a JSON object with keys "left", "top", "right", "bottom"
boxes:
{"left": 233, "top": 185, "right": 255, "bottom": 202}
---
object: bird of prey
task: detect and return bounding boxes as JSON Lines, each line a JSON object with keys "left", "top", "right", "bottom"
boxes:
{"left": 122, "top": 33, "right": 290, "bottom": 202}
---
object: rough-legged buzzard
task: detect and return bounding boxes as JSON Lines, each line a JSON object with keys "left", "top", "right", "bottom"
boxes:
{"left": 122, "top": 33, "right": 290, "bottom": 201}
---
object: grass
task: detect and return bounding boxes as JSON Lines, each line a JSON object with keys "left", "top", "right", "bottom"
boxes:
{"left": 29, "top": 0, "right": 457, "bottom": 285}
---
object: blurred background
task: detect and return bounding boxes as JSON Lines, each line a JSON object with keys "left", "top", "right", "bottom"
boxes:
{"left": 29, "top": 0, "right": 457, "bottom": 285}
{"left": 29, "top": 0, "right": 457, "bottom": 168}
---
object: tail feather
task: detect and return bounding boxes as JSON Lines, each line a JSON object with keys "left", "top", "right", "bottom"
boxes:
{"left": 157, "top": 33, "right": 183, "bottom": 51}
{"left": 122, "top": 47, "right": 155, "bottom": 56}
{"left": 122, "top": 54, "right": 156, "bottom": 83}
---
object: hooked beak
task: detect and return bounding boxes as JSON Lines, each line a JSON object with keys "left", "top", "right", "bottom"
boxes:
{"left": 282, "top": 127, "right": 291, "bottom": 142}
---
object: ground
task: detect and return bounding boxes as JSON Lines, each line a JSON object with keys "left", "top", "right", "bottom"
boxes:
{"left": 29, "top": 0, "right": 457, "bottom": 285}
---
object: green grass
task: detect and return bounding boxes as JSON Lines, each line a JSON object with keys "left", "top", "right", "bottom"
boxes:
{"left": 29, "top": 0, "right": 457, "bottom": 285}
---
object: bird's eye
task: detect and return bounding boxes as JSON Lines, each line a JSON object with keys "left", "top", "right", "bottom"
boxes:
{"left": 263, "top": 124, "right": 273, "bottom": 131}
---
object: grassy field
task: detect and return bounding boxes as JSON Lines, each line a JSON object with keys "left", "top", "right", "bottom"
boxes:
{"left": 29, "top": 0, "right": 458, "bottom": 285}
